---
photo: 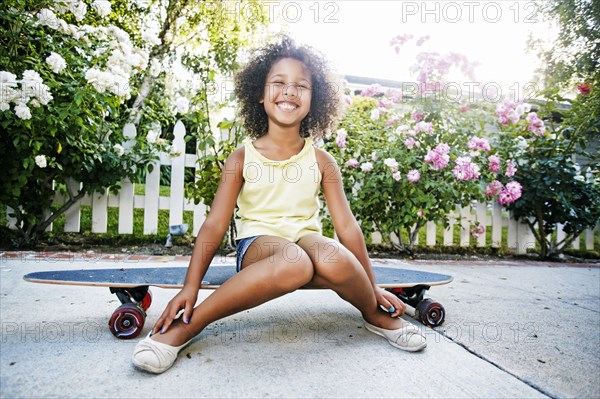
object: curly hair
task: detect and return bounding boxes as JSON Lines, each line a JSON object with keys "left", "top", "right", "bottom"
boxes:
{"left": 234, "top": 35, "right": 341, "bottom": 139}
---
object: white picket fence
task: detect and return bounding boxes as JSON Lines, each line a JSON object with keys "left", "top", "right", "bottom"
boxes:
{"left": 6, "top": 121, "right": 599, "bottom": 254}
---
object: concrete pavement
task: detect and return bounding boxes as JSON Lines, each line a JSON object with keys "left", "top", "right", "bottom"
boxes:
{"left": 0, "top": 252, "right": 598, "bottom": 398}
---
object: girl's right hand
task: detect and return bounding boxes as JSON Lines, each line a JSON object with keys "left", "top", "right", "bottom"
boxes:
{"left": 152, "top": 286, "right": 198, "bottom": 335}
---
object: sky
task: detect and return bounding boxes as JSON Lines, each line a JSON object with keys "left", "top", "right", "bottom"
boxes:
{"left": 280, "top": 1, "right": 558, "bottom": 97}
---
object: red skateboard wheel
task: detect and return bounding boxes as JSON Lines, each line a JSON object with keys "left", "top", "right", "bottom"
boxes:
{"left": 108, "top": 303, "right": 145, "bottom": 339}
{"left": 415, "top": 299, "right": 445, "bottom": 327}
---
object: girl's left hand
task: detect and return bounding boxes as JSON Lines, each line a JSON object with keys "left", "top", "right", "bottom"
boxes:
{"left": 374, "top": 286, "right": 406, "bottom": 318}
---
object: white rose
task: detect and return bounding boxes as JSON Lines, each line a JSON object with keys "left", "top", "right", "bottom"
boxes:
{"left": 147, "top": 129, "right": 159, "bottom": 144}
{"left": 46, "top": 52, "right": 67, "bottom": 74}
{"left": 142, "top": 30, "right": 161, "bottom": 46}
{"left": 108, "top": 25, "right": 130, "bottom": 44}
{"left": 149, "top": 59, "right": 162, "bottom": 77}
{"left": 384, "top": 158, "right": 398, "bottom": 171}
{"left": 37, "top": 9, "right": 60, "bottom": 30}
{"left": 22, "top": 70, "right": 43, "bottom": 85}
{"left": 0, "top": 71, "right": 18, "bottom": 88}
{"left": 92, "top": 0, "right": 112, "bottom": 17}
{"left": 113, "top": 144, "right": 125, "bottom": 156}
{"left": 15, "top": 103, "right": 32, "bottom": 120}
{"left": 127, "top": 53, "right": 144, "bottom": 69}
{"left": 175, "top": 97, "right": 190, "bottom": 115}
{"left": 57, "top": 19, "right": 70, "bottom": 34}
{"left": 395, "top": 124, "right": 409, "bottom": 135}
{"left": 35, "top": 155, "right": 47, "bottom": 168}
{"left": 360, "top": 162, "right": 373, "bottom": 172}
{"left": 370, "top": 108, "right": 380, "bottom": 121}
{"left": 97, "top": 71, "right": 115, "bottom": 92}
{"left": 71, "top": 1, "right": 88, "bottom": 22}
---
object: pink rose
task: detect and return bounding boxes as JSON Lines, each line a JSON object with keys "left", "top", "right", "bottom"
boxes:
{"left": 345, "top": 158, "right": 359, "bottom": 168}
{"left": 452, "top": 157, "right": 481, "bottom": 181}
{"left": 488, "top": 155, "right": 501, "bottom": 172}
{"left": 577, "top": 83, "right": 591, "bottom": 95}
{"left": 467, "top": 137, "right": 491, "bottom": 152}
{"left": 411, "top": 111, "right": 424, "bottom": 122}
{"left": 505, "top": 161, "right": 517, "bottom": 178}
{"left": 470, "top": 224, "right": 485, "bottom": 238}
{"left": 485, "top": 180, "right": 503, "bottom": 197}
{"left": 404, "top": 137, "right": 418, "bottom": 149}
{"left": 336, "top": 128, "right": 347, "bottom": 148}
{"left": 414, "top": 121, "right": 434, "bottom": 134}
{"left": 407, "top": 170, "right": 421, "bottom": 183}
{"left": 498, "top": 190, "right": 515, "bottom": 205}
{"left": 506, "top": 181, "right": 522, "bottom": 199}
{"left": 424, "top": 143, "right": 450, "bottom": 170}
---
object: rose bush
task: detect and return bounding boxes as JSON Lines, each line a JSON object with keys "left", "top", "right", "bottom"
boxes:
{"left": 0, "top": 0, "right": 267, "bottom": 247}
{"left": 323, "top": 91, "right": 522, "bottom": 254}
{"left": 494, "top": 87, "right": 600, "bottom": 259}
{"left": 324, "top": 32, "right": 599, "bottom": 258}
{"left": 0, "top": 0, "right": 162, "bottom": 246}
{"left": 321, "top": 35, "right": 526, "bottom": 255}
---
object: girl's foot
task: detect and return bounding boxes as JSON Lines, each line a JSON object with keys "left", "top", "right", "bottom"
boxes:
{"left": 365, "top": 310, "right": 411, "bottom": 330}
{"left": 132, "top": 332, "right": 192, "bottom": 374}
{"left": 149, "top": 318, "right": 194, "bottom": 347}
{"left": 364, "top": 320, "right": 427, "bottom": 352}
{"left": 363, "top": 311, "right": 427, "bottom": 352}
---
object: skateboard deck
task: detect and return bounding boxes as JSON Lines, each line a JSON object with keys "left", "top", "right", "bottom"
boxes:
{"left": 24, "top": 264, "right": 452, "bottom": 338}
{"left": 24, "top": 264, "right": 452, "bottom": 289}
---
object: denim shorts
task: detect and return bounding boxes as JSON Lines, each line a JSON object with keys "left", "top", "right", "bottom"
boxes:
{"left": 235, "top": 235, "right": 263, "bottom": 272}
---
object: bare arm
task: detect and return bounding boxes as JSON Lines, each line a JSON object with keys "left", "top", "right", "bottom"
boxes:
{"left": 153, "top": 147, "right": 244, "bottom": 333}
{"left": 316, "top": 149, "right": 405, "bottom": 316}
{"left": 183, "top": 148, "right": 245, "bottom": 289}
{"left": 316, "top": 149, "right": 377, "bottom": 285}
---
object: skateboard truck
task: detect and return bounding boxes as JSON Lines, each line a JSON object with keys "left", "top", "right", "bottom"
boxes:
{"left": 165, "top": 223, "right": 189, "bottom": 248}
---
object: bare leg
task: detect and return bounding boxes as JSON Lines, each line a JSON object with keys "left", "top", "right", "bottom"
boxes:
{"left": 297, "top": 235, "right": 409, "bottom": 330}
{"left": 152, "top": 236, "right": 313, "bottom": 346}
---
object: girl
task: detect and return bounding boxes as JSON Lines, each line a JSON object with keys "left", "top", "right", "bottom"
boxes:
{"left": 132, "top": 36, "right": 426, "bottom": 374}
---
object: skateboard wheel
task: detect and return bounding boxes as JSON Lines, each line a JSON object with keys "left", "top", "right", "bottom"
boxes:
{"left": 109, "top": 303, "right": 145, "bottom": 339}
{"left": 140, "top": 289, "right": 153, "bottom": 311}
{"left": 415, "top": 299, "right": 445, "bottom": 327}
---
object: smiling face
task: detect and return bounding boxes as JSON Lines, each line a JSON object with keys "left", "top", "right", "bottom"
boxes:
{"left": 260, "top": 57, "right": 312, "bottom": 132}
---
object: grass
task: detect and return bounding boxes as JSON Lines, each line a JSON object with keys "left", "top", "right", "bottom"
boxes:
{"left": 51, "top": 206, "right": 195, "bottom": 238}
{"left": 134, "top": 184, "right": 171, "bottom": 197}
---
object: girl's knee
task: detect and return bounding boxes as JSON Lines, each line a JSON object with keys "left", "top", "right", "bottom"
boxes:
{"left": 272, "top": 243, "right": 314, "bottom": 290}
{"left": 311, "top": 243, "right": 358, "bottom": 285}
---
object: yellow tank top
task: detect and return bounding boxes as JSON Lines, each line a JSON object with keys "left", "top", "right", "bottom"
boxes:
{"left": 236, "top": 137, "right": 322, "bottom": 242}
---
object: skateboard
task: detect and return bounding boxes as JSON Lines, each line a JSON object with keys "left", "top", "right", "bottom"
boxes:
{"left": 24, "top": 264, "right": 452, "bottom": 339}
